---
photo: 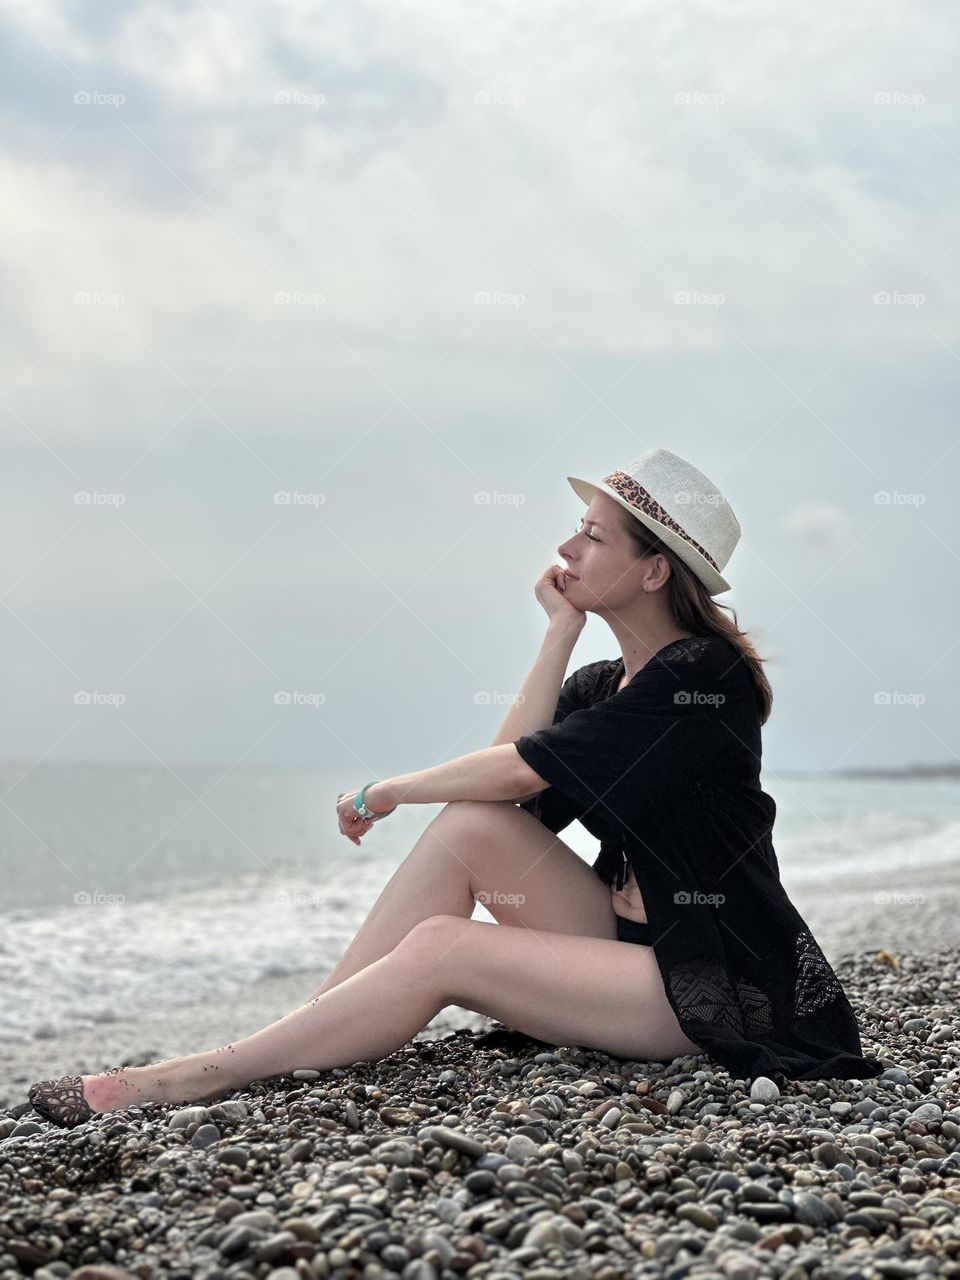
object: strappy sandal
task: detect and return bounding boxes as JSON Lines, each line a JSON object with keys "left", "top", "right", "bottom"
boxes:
{"left": 28, "top": 1074, "right": 94, "bottom": 1129}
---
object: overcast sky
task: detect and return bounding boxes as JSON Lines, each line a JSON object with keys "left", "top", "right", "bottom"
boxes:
{"left": 1, "top": 0, "right": 957, "bottom": 781}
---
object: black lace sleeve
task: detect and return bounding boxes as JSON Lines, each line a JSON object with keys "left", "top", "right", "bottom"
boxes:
{"left": 516, "top": 667, "right": 586, "bottom": 836}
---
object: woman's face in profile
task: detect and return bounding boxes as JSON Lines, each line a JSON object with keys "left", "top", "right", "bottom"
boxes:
{"left": 556, "top": 493, "right": 649, "bottom": 609}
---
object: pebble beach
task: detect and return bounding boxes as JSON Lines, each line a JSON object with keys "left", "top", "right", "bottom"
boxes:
{"left": 1, "top": 866, "right": 959, "bottom": 1280}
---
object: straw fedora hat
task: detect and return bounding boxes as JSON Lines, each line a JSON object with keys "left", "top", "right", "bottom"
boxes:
{"left": 567, "top": 448, "right": 741, "bottom": 595}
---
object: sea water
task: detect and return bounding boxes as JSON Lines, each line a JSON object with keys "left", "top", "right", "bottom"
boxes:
{"left": 0, "top": 761, "right": 956, "bottom": 1043}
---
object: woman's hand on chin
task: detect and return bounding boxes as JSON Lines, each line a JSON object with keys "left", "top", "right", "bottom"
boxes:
{"left": 535, "top": 564, "right": 587, "bottom": 630}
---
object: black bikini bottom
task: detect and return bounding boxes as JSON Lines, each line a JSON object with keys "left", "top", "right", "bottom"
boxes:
{"left": 615, "top": 914, "right": 654, "bottom": 946}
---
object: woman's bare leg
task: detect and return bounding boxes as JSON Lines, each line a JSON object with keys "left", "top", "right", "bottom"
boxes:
{"left": 308, "top": 800, "right": 618, "bottom": 1000}
{"left": 79, "top": 913, "right": 696, "bottom": 1115}
{"left": 80, "top": 941, "right": 448, "bottom": 1113}
{"left": 308, "top": 804, "right": 477, "bottom": 999}
{"left": 72, "top": 803, "right": 616, "bottom": 1115}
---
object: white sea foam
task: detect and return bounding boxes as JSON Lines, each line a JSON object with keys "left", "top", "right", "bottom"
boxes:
{"left": 0, "top": 857, "right": 401, "bottom": 1044}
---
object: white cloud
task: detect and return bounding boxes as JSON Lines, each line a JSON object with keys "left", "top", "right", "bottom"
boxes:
{"left": 780, "top": 502, "right": 853, "bottom": 550}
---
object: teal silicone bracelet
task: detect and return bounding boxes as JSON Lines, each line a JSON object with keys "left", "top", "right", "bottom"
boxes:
{"left": 354, "top": 782, "right": 397, "bottom": 822}
{"left": 354, "top": 781, "right": 379, "bottom": 820}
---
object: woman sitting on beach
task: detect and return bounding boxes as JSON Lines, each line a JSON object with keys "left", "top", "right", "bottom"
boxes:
{"left": 27, "top": 448, "right": 883, "bottom": 1129}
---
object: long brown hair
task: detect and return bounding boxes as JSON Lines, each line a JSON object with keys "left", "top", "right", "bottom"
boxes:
{"left": 616, "top": 508, "right": 773, "bottom": 725}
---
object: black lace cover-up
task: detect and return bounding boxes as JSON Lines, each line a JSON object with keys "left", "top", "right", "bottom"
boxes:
{"left": 514, "top": 636, "right": 884, "bottom": 1083}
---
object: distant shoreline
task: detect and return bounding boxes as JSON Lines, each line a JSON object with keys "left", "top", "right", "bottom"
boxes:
{"left": 770, "top": 764, "right": 960, "bottom": 781}
{"left": 832, "top": 764, "right": 960, "bottom": 781}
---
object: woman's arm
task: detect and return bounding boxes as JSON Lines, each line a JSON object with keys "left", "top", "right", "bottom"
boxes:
{"left": 489, "top": 618, "right": 583, "bottom": 748}
{"left": 363, "top": 744, "right": 547, "bottom": 813}
{"left": 357, "top": 571, "right": 583, "bottom": 818}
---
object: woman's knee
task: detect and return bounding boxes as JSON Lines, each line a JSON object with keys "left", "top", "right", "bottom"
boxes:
{"left": 393, "top": 915, "right": 471, "bottom": 992}
{"left": 397, "top": 913, "right": 469, "bottom": 951}
{"left": 431, "top": 799, "right": 512, "bottom": 830}
{"left": 423, "top": 801, "right": 518, "bottom": 876}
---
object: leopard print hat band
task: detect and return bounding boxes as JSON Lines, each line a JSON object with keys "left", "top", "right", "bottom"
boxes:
{"left": 601, "top": 470, "right": 721, "bottom": 572}
{"left": 566, "top": 448, "right": 741, "bottom": 595}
